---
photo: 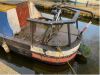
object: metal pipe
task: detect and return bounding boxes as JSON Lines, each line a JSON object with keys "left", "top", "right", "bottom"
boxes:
{"left": 76, "top": 20, "right": 78, "bottom": 29}
{"left": 67, "top": 24, "right": 71, "bottom": 46}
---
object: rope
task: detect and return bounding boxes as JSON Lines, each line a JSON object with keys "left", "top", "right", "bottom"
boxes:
{"left": 58, "top": 40, "right": 77, "bottom": 75}
{"left": 67, "top": 61, "right": 77, "bottom": 75}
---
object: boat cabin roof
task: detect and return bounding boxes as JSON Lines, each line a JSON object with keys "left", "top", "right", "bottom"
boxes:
{"left": 0, "top": 4, "right": 16, "bottom": 12}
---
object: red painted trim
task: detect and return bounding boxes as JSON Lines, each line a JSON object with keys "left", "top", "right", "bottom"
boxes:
{"left": 16, "top": 2, "right": 29, "bottom": 27}
{"left": 32, "top": 52, "right": 77, "bottom": 64}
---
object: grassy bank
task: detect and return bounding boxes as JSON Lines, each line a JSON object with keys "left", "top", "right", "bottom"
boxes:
{"left": 0, "top": 38, "right": 3, "bottom": 44}
{"left": 36, "top": 5, "right": 99, "bottom": 25}
{"left": 35, "top": 1, "right": 99, "bottom": 25}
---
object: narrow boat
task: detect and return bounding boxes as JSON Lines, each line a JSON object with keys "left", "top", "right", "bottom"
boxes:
{"left": 0, "top": 1, "right": 93, "bottom": 65}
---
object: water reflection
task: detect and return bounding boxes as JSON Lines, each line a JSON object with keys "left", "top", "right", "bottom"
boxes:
{"left": 77, "top": 22, "right": 99, "bottom": 74}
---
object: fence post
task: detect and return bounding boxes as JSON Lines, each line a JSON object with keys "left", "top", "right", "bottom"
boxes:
{"left": 86, "top": 1, "right": 89, "bottom": 7}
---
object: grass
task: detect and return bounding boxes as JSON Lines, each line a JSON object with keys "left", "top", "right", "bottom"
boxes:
{"left": 35, "top": 1, "right": 99, "bottom": 25}
{"left": 36, "top": 5, "right": 99, "bottom": 25}
{"left": 0, "top": 38, "right": 3, "bottom": 43}
{"left": 79, "top": 44, "right": 91, "bottom": 57}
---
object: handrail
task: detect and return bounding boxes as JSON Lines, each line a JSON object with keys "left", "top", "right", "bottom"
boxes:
{"left": 57, "top": 3, "right": 94, "bottom": 35}
{"left": 28, "top": 3, "right": 94, "bottom": 38}
{"left": 27, "top": 8, "right": 81, "bottom": 25}
{"left": 27, "top": 18, "right": 75, "bottom": 25}
{"left": 59, "top": 3, "right": 94, "bottom": 22}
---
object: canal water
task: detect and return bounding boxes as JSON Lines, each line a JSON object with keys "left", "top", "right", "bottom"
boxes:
{"left": 0, "top": 19, "right": 99, "bottom": 74}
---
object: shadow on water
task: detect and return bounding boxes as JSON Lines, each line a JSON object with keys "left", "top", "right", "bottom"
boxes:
{"left": 0, "top": 46, "right": 75, "bottom": 74}
{"left": 77, "top": 22, "right": 99, "bottom": 74}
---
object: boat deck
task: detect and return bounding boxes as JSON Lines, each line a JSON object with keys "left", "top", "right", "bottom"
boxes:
{"left": 15, "top": 23, "right": 79, "bottom": 47}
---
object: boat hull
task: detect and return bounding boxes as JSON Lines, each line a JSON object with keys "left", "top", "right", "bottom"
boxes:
{"left": 0, "top": 36, "right": 81, "bottom": 65}
{"left": 32, "top": 52, "right": 77, "bottom": 64}
{"left": 7, "top": 45, "right": 78, "bottom": 65}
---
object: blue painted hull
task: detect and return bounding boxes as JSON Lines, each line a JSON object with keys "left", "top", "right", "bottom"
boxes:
{"left": 0, "top": 12, "right": 13, "bottom": 37}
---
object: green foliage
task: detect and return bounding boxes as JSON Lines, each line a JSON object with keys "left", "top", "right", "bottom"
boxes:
{"left": 79, "top": 44, "right": 91, "bottom": 57}
{"left": 50, "top": 0, "right": 70, "bottom": 2}
{"left": 65, "top": 0, "right": 70, "bottom": 2}
{"left": 62, "top": 0, "right": 70, "bottom": 2}
{"left": 0, "top": 38, "right": 3, "bottom": 43}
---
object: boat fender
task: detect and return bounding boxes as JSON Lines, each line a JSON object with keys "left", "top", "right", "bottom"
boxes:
{"left": 2, "top": 41, "right": 10, "bottom": 53}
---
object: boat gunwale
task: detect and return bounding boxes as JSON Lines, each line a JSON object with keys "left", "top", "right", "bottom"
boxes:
{"left": 0, "top": 32, "right": 82, "bottom": 52}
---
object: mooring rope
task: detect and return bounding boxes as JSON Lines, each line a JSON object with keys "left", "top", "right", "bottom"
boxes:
{"left": 56, "top": 48, "right": 77, "bottom": 75}
{"left": 57, "top": 45, "right": 77, "bottom": 75}
{"left": 67, "top": 61, "right": 77, "bottom": 75}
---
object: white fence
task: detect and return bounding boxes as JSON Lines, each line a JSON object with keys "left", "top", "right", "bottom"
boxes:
{"left": 70, "top": 0, "right": 100, "bottom": 5}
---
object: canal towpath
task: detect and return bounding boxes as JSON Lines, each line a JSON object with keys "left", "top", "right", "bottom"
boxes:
{"left": 0, "top": 59, "right": 20, "bottom": 74}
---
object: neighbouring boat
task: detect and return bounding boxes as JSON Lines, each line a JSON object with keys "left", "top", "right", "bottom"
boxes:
{"left": 0, "top": 1, "right": 93, "bottom": 65}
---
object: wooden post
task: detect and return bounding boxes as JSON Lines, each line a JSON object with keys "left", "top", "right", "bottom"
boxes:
{"left": 86, "top": 1, "right": 89, "bottom": 7}
{"left": 67, "top": 24, "right": 71, "bottom": 46}
{"left": 75, "top": 0, "right": 77, "bottom": 6}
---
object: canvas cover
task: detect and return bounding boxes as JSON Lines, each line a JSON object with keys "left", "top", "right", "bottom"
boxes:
{"left": 0, "top": 1, "right": 30, "bottom": 37}
{"left": 0, "top": 4, "right": 21, "bottom": 37}
{"left": 0, "top": 1, "right": 41, "bottom": 37}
